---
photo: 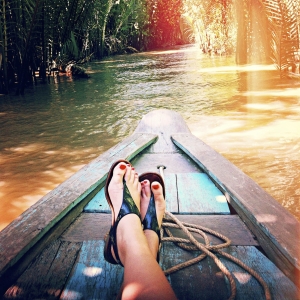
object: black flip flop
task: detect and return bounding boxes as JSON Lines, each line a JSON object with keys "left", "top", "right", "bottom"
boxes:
{"left": 103, "top": 160, "right": 141, "bottom": 266}
{"left": 139, "top": 172, "right": 165, "bottom": 262}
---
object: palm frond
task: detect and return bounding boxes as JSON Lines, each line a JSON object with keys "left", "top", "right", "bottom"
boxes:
{"left": 261, "top": 0, "right": 300, "bottom": 72}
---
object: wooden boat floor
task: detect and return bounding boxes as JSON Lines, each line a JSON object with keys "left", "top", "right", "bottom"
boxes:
{"left": 3, "top": 212, "right": 298, "bottom": 300}
{"left": 2, "top": 110, "right": 299, "bottom": 299}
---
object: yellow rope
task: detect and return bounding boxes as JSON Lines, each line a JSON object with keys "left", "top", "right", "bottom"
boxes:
{"left": 161, "top": 211, "right": 271, "bottom": 300}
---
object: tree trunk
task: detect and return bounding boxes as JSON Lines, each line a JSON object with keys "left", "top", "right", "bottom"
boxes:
{"left": 235, "top": 0, "right": 248, "bottom": 64}
{"left": 0, "top": 0, "right": 9, "bottom": 93}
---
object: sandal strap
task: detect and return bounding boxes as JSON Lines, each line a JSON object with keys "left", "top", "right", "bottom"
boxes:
{"left": 142, "top": 191, "right": 161, "bottom": 263}
{"left": 110, "top": 182, "right": 141, "bottom": 266}
{"left": 142, "top": 193, "right": 160, "bottom": 239}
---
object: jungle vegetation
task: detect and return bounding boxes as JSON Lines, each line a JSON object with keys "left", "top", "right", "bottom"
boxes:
{"left": 0, "top": 0, "right": 299, "bottom": 95}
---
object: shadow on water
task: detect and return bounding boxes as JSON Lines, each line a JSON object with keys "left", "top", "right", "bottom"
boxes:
{"left": 1, "top": 44, "right": 300, "bottom": 230}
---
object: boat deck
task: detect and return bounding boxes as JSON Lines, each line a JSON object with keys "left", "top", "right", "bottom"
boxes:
{"left": 1, "top": 110, "right": 299, "bottom": 299}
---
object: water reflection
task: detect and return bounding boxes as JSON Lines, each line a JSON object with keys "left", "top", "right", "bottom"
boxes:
{"left": 0, "top": 44, "right": 299, "bottom": 230}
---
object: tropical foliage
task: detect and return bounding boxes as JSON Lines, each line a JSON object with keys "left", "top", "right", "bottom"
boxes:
{"left": 235, "top": 0, "right": 300, "bottom": 71}
{"left": 183, "top": 0, "right": 236, "bottom": 55}
{"left": 0, "top": 0, "right": 299, "bottom": 94}
{"left": 184, "top": 0, "right": 300, "bottom": 72}
{"left": 0, "top": 0, "right": 184, "bottom": 94}
{"left": 146, "top": 0, "right": 184, "bottom": 49}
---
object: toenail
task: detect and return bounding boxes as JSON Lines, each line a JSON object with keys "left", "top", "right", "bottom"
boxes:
{"left": 119, "top": 164, "right": 126, "bottom": 170}
{"left": 153, "top": 184, "right": 159, "bottom": 190}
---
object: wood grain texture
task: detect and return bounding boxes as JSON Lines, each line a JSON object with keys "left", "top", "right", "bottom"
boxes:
{"left": 0, "top": 133, "right": 157, "bottom": 281}
{"left": 172, "top": 132, "right": 300, "bottom": 285}
{"left": 61, "top": 213, "right": 258, "bottom": 246}
{"left": 84, "top": 173, "right": 180, "bottom": 214}
{"left": 84, "top": 189, "right": 110, "bottom": 213}
{"left": 3, "top": 240, "right": 82, "bottom": 300}
{"left": 134, "top": 109, "right": 191, "bottom": 153}
{"left": 161, "top": 242, "right": 229, "bottom": 300}
{"left": 0, "top": 190, "right": 97, "bottom": 296}
{"left": 61, "top": 240, "right": 123, "bottom": 300}
{"left": 177, "top": 173, "right": 230, "bottom": 214}
{"left": 168, "top": 215, "right": 258, "bottom": 246}
{"left": 219, "top": 246, "right": 299, "bottom": 300}
{"left": 131, "top": 152, "right": 202, "bottom": 174}
{"left": 164, "top": 173, "right": 179, "bottom": 213}
{"left": 161, "top": 244, "right": 299, "bottom": 300}
{"left": 61, "top": 213, "right": 111, "bottom": 242}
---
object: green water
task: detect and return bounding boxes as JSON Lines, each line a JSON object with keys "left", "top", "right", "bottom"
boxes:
{"left": 1, "top": 44, "right": 299, "bottom": 230}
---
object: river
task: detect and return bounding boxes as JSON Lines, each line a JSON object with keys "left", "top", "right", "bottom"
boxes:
{"left": 1, "top": 44, "right": 299, "bottom": 231}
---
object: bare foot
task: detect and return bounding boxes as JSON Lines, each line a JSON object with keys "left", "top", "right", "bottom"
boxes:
{"left": 140, "top": 179, "right": 166, "bottom": 258}
{"left": 108, "top": 162, "right": 141, "bottom": 222}
{"left": 107, "top": 162, "right": 142, "bottom": 264}
{"left": 107, "top": 164, "right": 177, "bottom": 300}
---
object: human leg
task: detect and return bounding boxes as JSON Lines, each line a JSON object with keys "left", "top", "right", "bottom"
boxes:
{"left": 104, "top": 162, "right": 177, "bottom": 299}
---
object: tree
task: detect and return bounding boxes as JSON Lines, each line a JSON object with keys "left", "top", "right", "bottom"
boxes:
{"left": 147, "top": 0, "right": 184, "bottom": 49}
{"left": 183, "top": 0, "right": 236, "bottom": 54}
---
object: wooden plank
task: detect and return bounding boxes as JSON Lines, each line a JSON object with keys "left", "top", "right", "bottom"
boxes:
{"left": 61, "top": 240, "right": 123, "bottom": 300}
{"left": 160, "top": 242, "right": 229, "bottom": 300}
{"left": 0, "top": 190, "right": 97, "bottom": 296}
{"left": 85, "top": 173, "right": 179, "bottom": 214}
{"left": 131, "top": 153, "right": 202, "bottom": 174}
{"left": 172, "top": 133, "right": 300, "bottom": 285}
{"left": 177, "top": 173, "right": 230, "bottom": 214}
{"left": 0, "top": 133, "right": 157, "bottom": 282}
{"left": 160, "top": 244, "right": 299, "bottom": 299}
{"left": 167, "top": 215, "right": 258, "bottom": 246}
{"left": 84, "top": 189, "right": 110, "bottom": 213}
{"left": 134, "top": 109, "right": 191, "bottom": 153}
{"left": 3, "top": 240, "right": 82, "bottom": 300}
{"left": 61, "top": 213, "right": 111, "bottom": 242}
{"left": 165, "top": 173, "right": 179, "bottom": 213}
{"left": 219, "top": 246, "right": 299, "bottom": 300}
{"left": 62, "top": 213, "right": 258, "bottom": 246}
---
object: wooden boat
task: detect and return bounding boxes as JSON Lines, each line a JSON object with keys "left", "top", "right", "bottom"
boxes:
{"left": 0, "top": 109, "right": 299, "bottom": 299}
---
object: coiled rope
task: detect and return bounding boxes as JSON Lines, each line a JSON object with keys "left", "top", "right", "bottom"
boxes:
{"left": 160, "top": 211, "right": 271, "bottom": 300}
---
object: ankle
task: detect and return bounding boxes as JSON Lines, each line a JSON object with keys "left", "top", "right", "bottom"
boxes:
{"left": 116, "top": 215, "right": 145, "bottom": 261}
{"left": 144, "top": 230, "right": 159, "bottom": 258}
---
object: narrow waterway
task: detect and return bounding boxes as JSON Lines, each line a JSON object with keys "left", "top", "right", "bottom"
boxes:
{"left": 1, "top": 44, "right": 299, "bottom": 231}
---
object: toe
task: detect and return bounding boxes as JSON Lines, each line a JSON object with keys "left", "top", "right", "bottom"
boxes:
{"left": 140, "top": 180, "right": 151, "bottom": 220}
{"left": 151, "top": 181, "right": 166, "bottom": 226}
{"left": 110, "top": 162, "right": 128, "bottom": 186}
{"left": 141, "top": 180, "right": 151, "bottom": 199}
{"left": 151, "top": 181, "right": 165, "bottom": 202}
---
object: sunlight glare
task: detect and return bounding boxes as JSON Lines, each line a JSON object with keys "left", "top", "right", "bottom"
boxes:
{"left": 83, "top": 266, "right": 103, "bottom": 277}
{"left": 233, "top": 272, "right": 252, "bottom": 284}
{"left": 256, "top": 214, "right": 277, "bottom": 223}
{"left": 61, "top": 290, "right": 82, "bottom": 300}
{"left": 243, "top": 88, "right": 300, "bottom": 97}
{"left": 216, "top": 195, "right": 227, "bottom": 203}
{"left": 198, "top": 64, "right": 275, "bottom": 73}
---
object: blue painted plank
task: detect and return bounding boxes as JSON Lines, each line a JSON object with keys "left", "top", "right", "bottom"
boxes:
{"left": 85, "top": 173, "right": 179, "bottom": 213}
{"left": 177, "top": 173, "right": 230, "bottom": 214}
{"left": 84, "top": 189, "right": 110, "bottom": 213}
{"left": 165, "top": 173, "right": 178, "bottom": 213}
{"left": 61, "top": 240, "right": 123, "bottom": 300}
{"left": 160, "top": 244, "right": 299, "bottom": 299}
{"left": 220, "top": 246, "right": 299, "bottom": 300}
{"left": 160, "top": 242, "right": 228, "bottom": 300}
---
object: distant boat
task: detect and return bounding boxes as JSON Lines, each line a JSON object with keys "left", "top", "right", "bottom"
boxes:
{"left": 0, "top": 109, "right": 299, "bottom": 299}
